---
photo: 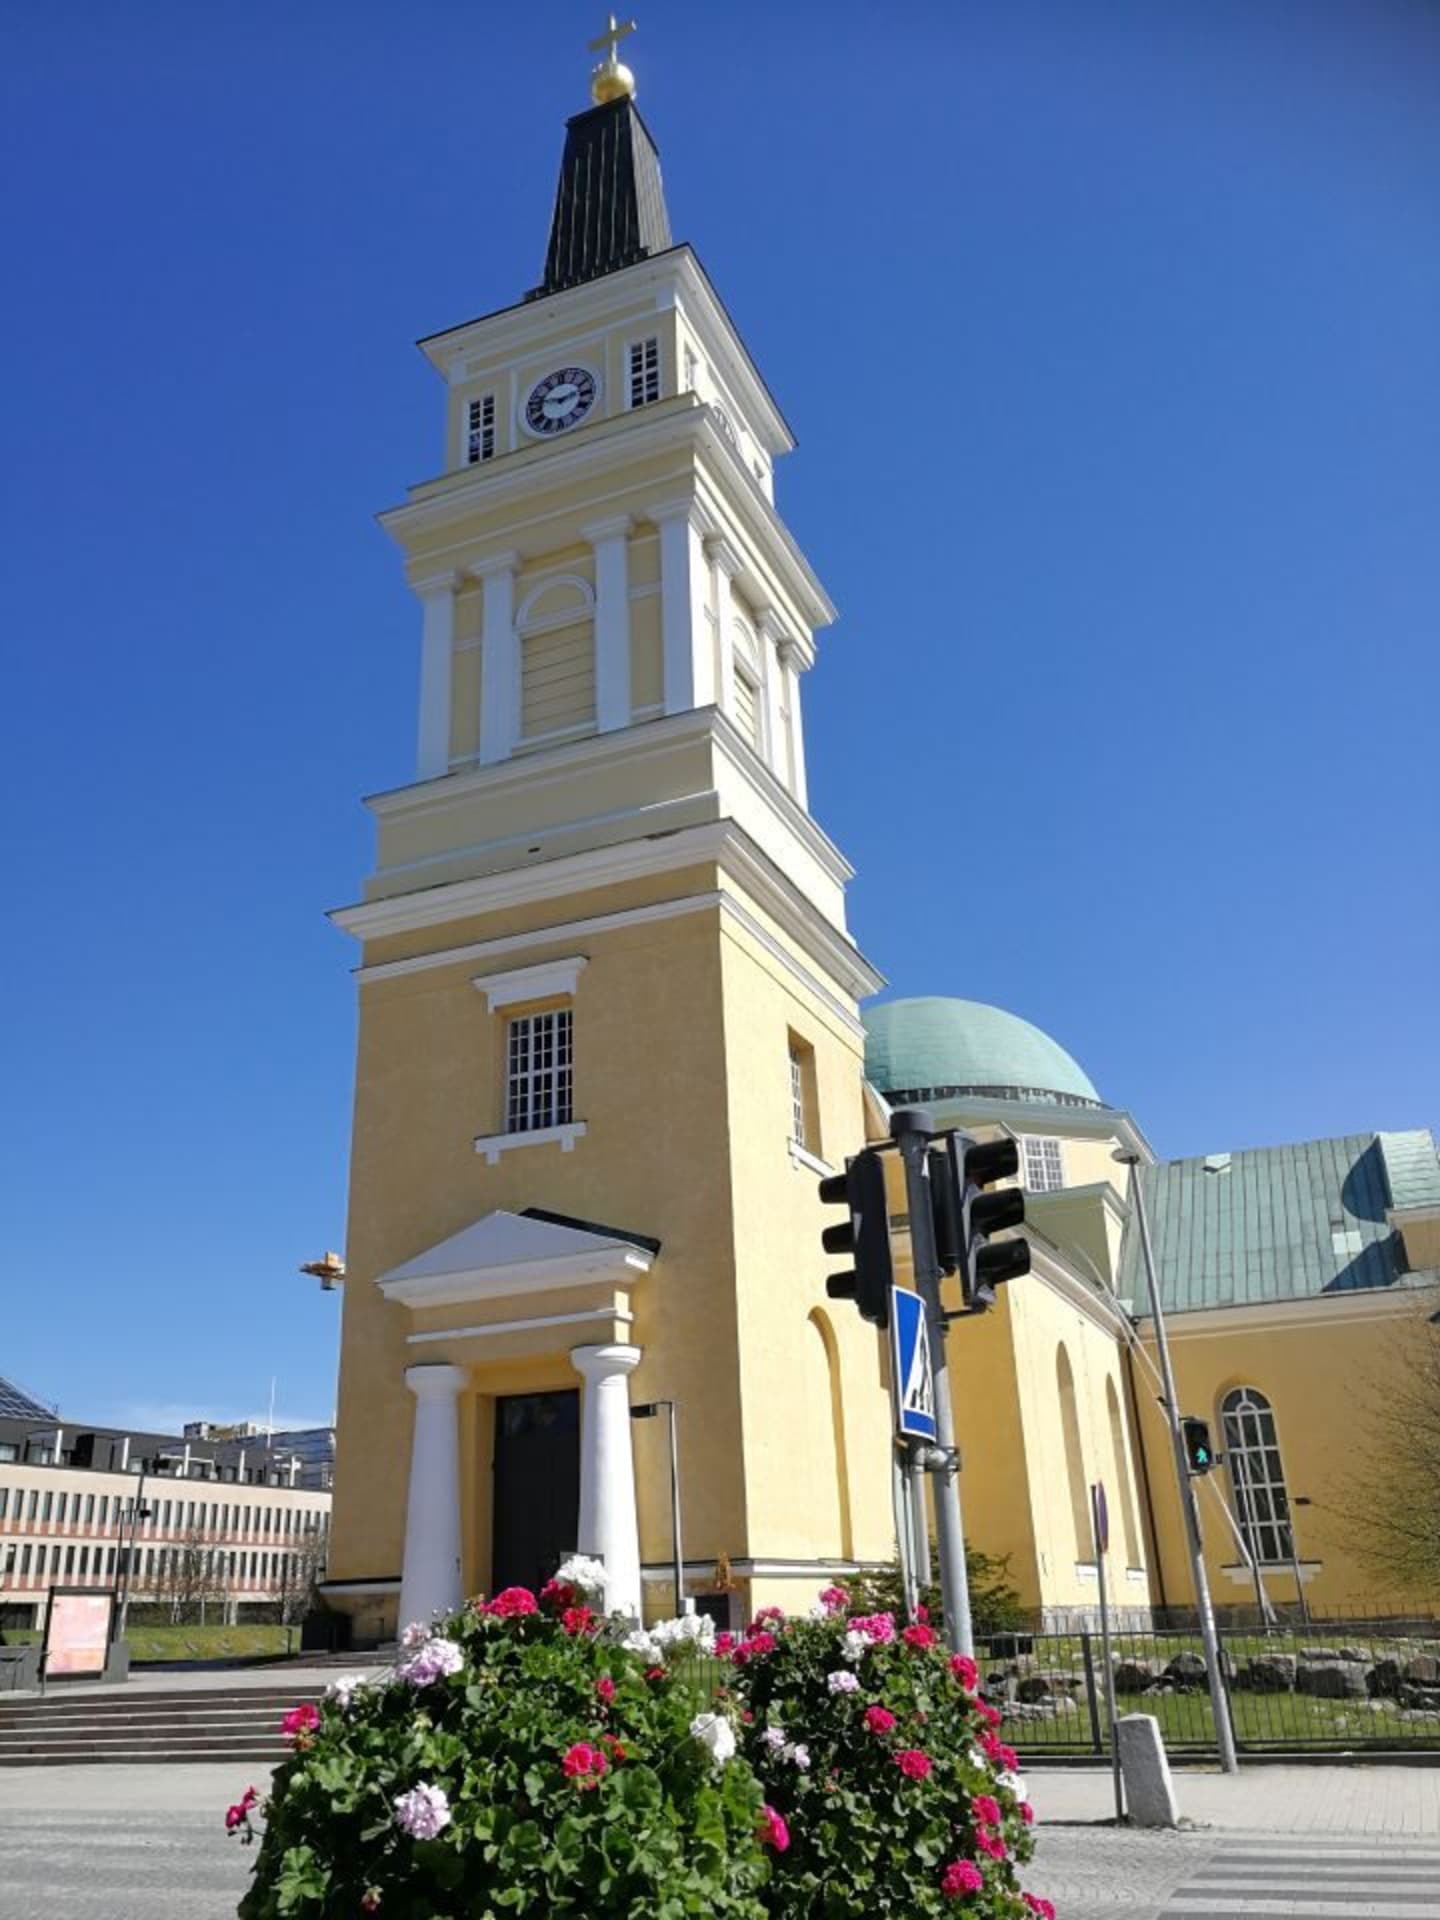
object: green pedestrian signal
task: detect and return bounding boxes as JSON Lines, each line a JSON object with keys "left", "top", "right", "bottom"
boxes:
{"left": 1181, "top": 1416, "right": 1215, "bottom": 1475}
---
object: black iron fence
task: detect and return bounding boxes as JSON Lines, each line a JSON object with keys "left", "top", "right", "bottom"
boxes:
{"left": 978, "top": 1621, "right": 1440, "bottom": 1755}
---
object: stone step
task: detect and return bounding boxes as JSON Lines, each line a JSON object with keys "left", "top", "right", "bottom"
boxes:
{"left": 0, "top": 1695, "right": 310, "bottom": 1726}
{"left": 0, "top": 1743, "right": 287, "bottom": 1766}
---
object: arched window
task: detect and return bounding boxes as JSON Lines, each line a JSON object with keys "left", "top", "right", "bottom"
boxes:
{"left": 1221, "top": 1386, "right": 1292, "bottom": 1566}
{"left": 1055, "top": 1345, "right": 1092, "bottom": 1563}
{"left": 804, "top": 1310, "right": 851, "bottom": 1559}
{"left": 731, "top": 620, "right": 764, "bottom": 754}
{"left": 516, "top": 575, "right": 595, "bottom": 745}
{"left": 1104, "top": 1377, "right": 1142, "bottom": 1568}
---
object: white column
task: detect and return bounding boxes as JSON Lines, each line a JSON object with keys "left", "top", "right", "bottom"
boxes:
{"left": 570, "top": 1343, "right": 643, "bottom": 1620}
{"left": 653, "top": 502, "right": 714, "bottom": 714}
{"left": 415, "top": 574, "right": 458, "bottom": 781}
{"left": 584, "top": 514, "right": 632, "bottom": 733}
{"left": 707, "top": 538, "right": 743, "bottom": 723}
{"left": 780, "top": 638, "right": 809, "bottom": 806}
{"left": 475, "top": 550, "right": 520, "bottom": 765}
{"left": 398, "top": 1364, "right": 467, "bottom": 1631}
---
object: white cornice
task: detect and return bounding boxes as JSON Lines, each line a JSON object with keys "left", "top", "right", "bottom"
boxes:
{"left": 471, "top": 955, "right": 587, "bottom": 1010}
{"left": 1025, "top": 1245, "right": 1130, "bottom": 1340}
{"left": 379, "top": 1246, "right": 651, "bottom": 1312}
{"left": 407, "top": 1304, "right": 631, "bottom": 1347}
{"left": 381, "top": 400, "right": 835, "bottom": 633}
{"left": 417, "top": 247, "right": 794, "bottom": 457}
{"left": 1142, "top": 1281, "right": 1440, "bottom": 1339}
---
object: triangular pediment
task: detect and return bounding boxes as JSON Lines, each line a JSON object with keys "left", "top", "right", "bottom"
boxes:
{"left": 377, "top": 1210, "right": 655, "bottom": 1311}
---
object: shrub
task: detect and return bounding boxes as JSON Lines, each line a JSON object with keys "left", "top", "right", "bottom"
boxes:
{"left": 847, "top": 1548, "right": 1028, "bottom": 1640}
{"left": 724, "top": 1590, "right": 1047, "bottom": 1920}
{"left": 232, "top": 1561, "right": 770, "bottom": 1918}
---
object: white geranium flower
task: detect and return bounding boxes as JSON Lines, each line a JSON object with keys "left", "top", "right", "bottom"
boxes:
{"left": 785, "top": 1743, "right": 811, "bottom": 1771}
{"left": 690, "top": 1711, "right": 737, "bottom": 1766}
{"left": 841, "top": 1630, "right": 869, "bottom": 1663}
{"left": 324, "top": 1672, "right": 375, "bottom": 1710}
{"left": 827, "top": 1669, "right": 860, "bottom": 1694}
{"left": 761, "top": 1726, "right": 787, "bottom": 1750}
{"left": 621, "top": 1627, "right": 661, "bottom": 1663}
{"left": 652, "top": 1612, "right": 715, "bottom": 1652}
{"left": 398, "top": 1620, "right": 430, "bottom": 1651}
{"left": 999, "top": 1769, "right": 1029, "bottom": 1802}
{"left": 555, "top": 1553, "right": 609, "bottom": 1597}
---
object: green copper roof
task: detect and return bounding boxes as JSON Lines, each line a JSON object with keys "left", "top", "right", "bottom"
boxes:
{"left": 1377, "top": 1130, "right": 1440, "bottom": 1211}
{"left": 863, "top": 997, "right": 1102, "bottom": 1109}
{"left": 1122, "top": 1131, "right": 1440, "bottom": 1316}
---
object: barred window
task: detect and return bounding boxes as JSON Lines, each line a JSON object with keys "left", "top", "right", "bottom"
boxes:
{"left": 628, "top": 336, "right": 660, "bottom": 407}
{"left": 1023, "top": 1135, "right": 1064, "bottom": 1193}
{"left": 506, "top": 1009, "right": 574, "bottom": 1133}
{"left": 466, "top": 393, "right": 496, "bottom": 465}
{"left": 790, "top": 1047, "right": 807, "bottom": 1146}
{"left": 1222, "top": 1386, "right": 1293, "bottom": 1565}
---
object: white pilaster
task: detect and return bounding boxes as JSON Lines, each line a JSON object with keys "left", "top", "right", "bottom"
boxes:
{"left": 779, "top": 638, "right": 808, "bottom": 806}
{"left": 654, "top": 502, "right": 714, "bottom": 714}
{"left": 756, "top": 609, "right": 788, "bottom": 778}
{"left": 398, "top": 1363, "right": 467, "bottom": 1631}
{"left": 584, "top": 514, "right": 632, "bottom": 734}
{"left": 415, "top": 574, "right": 458, "bottom": 781}
{"left": 475, "top": 550, "right": 520, "bottom": 765}
{"left": 570, "top": 1343, "right": 643, "bottom": 1620}
{"left": 707, "top": 537, "right": 744, "bottom": 724}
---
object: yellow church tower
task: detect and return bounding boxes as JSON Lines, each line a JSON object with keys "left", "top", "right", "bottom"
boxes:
{"left": 324, "top": 25, "right": 892, "bottom": 1640}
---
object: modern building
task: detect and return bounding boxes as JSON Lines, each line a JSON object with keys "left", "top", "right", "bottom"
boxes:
{"left": 0, "top": 1398, "right": 332, "bottom": 1630}
{"left": 321, "top": 33, "right": 1440, "bottom": 1643}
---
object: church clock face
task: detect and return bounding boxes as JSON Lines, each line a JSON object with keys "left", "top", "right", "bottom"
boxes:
{"left": 522, "top": 366, "right": 598, "bottom": 437}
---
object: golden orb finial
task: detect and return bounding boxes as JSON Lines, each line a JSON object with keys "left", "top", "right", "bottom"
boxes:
{"left": 588, "top": 12, "right": 638, "bottom": 103}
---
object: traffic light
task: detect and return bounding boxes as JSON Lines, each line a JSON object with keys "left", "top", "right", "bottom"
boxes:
{"left": 930, "top": 1131, "right": 1031, "bottom": 1313}
{"left": 819, "top": 1147, "right": 893, "bottom": 1329}
{"left": 1181, "top": 1416, "right": 1215, "bottom": 1475}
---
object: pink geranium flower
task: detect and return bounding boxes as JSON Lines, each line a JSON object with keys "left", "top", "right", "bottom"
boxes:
{"left": 280, "top": 1702, "right": 320, "bottom": 1743}
{"left": 818, "top": 1584, "right": 851, "bottom": 1613}
{"left": 561, "top": 1741, "right": 608, "bottom": 1788}
{"left": 756, "top": 1804, "right": 790, "bottom": 1852}
{"left": 486, "top": 1586, "right": 538, "bottom": 1617}
{"left": 846, "top": 1611, "right": 896, "bottom": 1644}
{"left": 1020, "top": 1800, "right": 1036, "bottom": 1825}
{"left": 539, "top": 1577, "right": 577, "bottom": 1610}
{"left": 863, "top": 1705, "right": 897, "bottom": 1734}
{"left": 1023, "top": 1897, "right": 1056, "bottom": 1920}
{"left": 941, "top": 1860, "right": 984, "bottom": 1898}
{"left": 902, "top": 1624, "right": 937, "bottom": 1650}
{"left": 972, "top": 1793, "right": 1002, "bottom": 1827}
{"left": 950, "top": 1653, "right": 979, "bottom": 1689}
{"left": 895, "top": 1748, "right": 932, "bottom": 1780}
{"left": 561, "top": 1604, "right": 598, "bottom": 1636}
{"left": 975, "top": 1827, "right": 1007, "bottom": 1861}
{"left": 596, "top": 1675, "right": 616, "bottom": 1705}
{"left": 224, "top": 1785, "right": 258, "bottom": 1831}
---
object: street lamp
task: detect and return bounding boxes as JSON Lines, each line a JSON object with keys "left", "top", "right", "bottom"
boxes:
{"left": 630, "top": 1400, "right": 685, "bottom": 1617}
{"left": 113, "top": 1459, "right": 155, "bottom": 1644}
{"left": 1114, "top": 1146, "right": 1238, "bottom": 1773}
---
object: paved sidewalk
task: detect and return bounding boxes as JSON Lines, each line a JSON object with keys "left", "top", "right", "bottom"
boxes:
{"left": 1028, "top": 1764, "right": 1440, "bottom": 1836}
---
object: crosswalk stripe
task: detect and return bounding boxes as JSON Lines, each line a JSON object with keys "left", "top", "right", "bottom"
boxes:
{"left": 1173, "top": 1890, "right": 1440, "bottom": 1906}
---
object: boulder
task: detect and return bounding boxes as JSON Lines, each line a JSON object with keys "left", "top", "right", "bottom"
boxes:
{"left": 1296, "top": 1660, "right": 1368, "bottom": 1699}
{"left": 1163, "top": 1650, "right": 1208, "bottom": 1690}
{"left": 1367, "top": 1659, "right": 1402, "bottom": 1698}
{"left": 1338, "top": 1646, "right": 1372, "bottom": 1664}
{"left": 1300, "top": 1645, "right": 1342, "bottom": 1662}
{"left": 1015, "top": 1669, "right": 1080, "bottom": 1703}
{"left": 1113, "top": 1659, "right": 1162, "bottom": 1692}
{"left": 1399, "top": 1684, "right": 1440, "bottom": 1714}
{"left": 1403, "top": 1653, "right": 1440, "bottom": 1685}
{"left": 1236, "top": 1653, "right": 1296, "bottom": 1693}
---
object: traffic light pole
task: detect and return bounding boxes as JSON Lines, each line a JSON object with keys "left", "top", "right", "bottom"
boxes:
{"left": 1126, "top": 1160, "right": 1239, "bottom": 1774}
{"left": 893, "top": 1109, "right": 974, "bottom": 1657}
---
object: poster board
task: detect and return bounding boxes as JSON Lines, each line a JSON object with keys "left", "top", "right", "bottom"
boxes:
{"left": 43, "top": 1588, "right": 116, "bottom": 1677}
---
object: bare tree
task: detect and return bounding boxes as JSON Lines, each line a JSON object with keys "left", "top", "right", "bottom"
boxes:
{"left": 1339, "top": 1302, "right": 1440, "bottom": 1595}
{"left": 154, "top": 1529, "right": 226, "bottom": 1624}
{"left": 275, "top": 1522, "right": 329, "bottom": 1626}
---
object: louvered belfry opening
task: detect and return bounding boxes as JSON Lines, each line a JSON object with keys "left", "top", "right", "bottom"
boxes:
{"left": 530, "top": 95, "right": 672, "bottom": 300}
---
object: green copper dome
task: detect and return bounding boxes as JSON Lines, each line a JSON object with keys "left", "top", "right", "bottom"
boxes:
{"left": 863, "top": 997, "right": 1103, "bottom": 1110}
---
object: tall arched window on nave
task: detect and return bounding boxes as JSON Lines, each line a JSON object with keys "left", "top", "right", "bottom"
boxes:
{"left": 1221, "top": 1386, "right": 1293, "bottom": 1565}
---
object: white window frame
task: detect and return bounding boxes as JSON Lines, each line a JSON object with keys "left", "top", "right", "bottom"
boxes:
{"left": 789, "top": 1046, "right": 808, "bottom": 1149}
{"left": 466, "top": 392, "right": 497, "bottom": 465}
{"left": 505, "top": 1007, "right": 574, "bottom": 1136}
{"left": 627, "top": 336, "right": 660, "bottom": 408}
{"left": 1023, "top": 1135, "right": 1064, "bottom": 1193}
{"left": 1221, "top": 1386, "right": 1293, "bottom": 1566}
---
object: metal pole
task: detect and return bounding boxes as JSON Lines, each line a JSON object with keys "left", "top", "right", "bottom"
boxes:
{"left": 893, "top": 1109, "right": 973, "bottom": 1656}
{"left": 117, "top": 1465, "right": 148, "bottom": 1643}
{"left": 1287, "top": 1506, "right": 1310, "bottom": 1630}
{"left": 908, "top": 1445, "right": 931, "bottom": 1595}
{"left": 666, "top": 1402, "right": 685, "bottom": 1615}
{"left": 893, "top": 1441, "right": 919, "bottom": 1621}
{"left": 1092, "top": 1486, "right": 1126, "bottom": 1824}
{"left": 1127, "top": 1164, "right": 1239, "bottom": 1772}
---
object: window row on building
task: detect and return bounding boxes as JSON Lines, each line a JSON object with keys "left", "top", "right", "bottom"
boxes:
{"left": 1, "top": 1537, "right": 320, "bottom": 1588}
{"left": 0, "top": 1484, "right": 325, "bottom": 1539}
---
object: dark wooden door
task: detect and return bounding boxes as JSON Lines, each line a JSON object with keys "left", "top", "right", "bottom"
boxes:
{"left": 490, "top": 1389, "right": 581, "bottom": 1596}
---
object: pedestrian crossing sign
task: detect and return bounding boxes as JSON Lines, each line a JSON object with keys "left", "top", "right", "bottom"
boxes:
{"left": 889, "top": 1287, "right": 936, "bottom": 1441}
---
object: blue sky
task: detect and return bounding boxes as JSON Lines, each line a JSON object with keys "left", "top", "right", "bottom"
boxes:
{"left": 3, "top": 1, "right": 1436, "bottom": 1428}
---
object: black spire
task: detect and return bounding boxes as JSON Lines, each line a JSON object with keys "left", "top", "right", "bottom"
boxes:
{"left": 529, "top": 95, "right": 672, "bottom": 301}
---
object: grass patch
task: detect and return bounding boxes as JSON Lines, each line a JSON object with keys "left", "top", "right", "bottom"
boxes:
{"left": 125, "top": 1624, "right": 295, "bottom": 1664}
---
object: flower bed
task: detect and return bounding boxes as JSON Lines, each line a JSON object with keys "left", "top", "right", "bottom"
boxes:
{"left": 229, "top": 1565, "right": 1053, "bottom": 1918}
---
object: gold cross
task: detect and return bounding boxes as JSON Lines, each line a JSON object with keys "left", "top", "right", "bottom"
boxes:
{"left": 588, "top": 12, "right": 637, "bottom": 64}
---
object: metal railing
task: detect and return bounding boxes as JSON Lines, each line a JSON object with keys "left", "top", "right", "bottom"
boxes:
{"left": 978, "top": 1620, "right": 1440, "bottom": 1754}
